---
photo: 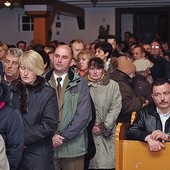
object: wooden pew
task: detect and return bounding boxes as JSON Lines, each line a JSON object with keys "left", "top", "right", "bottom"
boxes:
{"left": 115, "top": 112, "right": 170, "bottom": 170}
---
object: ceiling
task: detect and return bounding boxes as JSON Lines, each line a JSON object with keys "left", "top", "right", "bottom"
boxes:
{"left": 1, "top": 0, "right": 170, "bottom": 9}
{"left": 59, "top": 0, "right": 170, "bottom": 8}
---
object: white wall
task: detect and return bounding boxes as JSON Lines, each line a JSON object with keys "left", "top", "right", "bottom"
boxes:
{"left": 0, "top": 7, "right": 132, "bottom": 45}
{"left": 51, "top": 7, "right": 116, "bottom": 44}
{"left": 0, "top": 8, "right": 33, "bottom": 46}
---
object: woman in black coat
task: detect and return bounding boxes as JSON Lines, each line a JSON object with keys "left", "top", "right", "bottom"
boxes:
{"left": 10, "top": 50, "right": 58, "bottom": 170}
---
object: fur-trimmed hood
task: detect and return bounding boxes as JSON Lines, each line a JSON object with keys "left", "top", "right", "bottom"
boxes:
{"left": 87, "top": 71, "right": 110, "bottom": 86}
{"left": 10, "top": 76, "right": 46, "bottom": 114}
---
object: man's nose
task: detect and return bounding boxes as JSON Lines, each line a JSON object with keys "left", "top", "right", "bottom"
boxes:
{"left": 58, "top": 57, "right": 62, "bottom": 62}
{"left": 160, "top": 94, "right": 165, "bottom": 100}
{"left": 8, "top": 63, "right": 12, "bottom": 68}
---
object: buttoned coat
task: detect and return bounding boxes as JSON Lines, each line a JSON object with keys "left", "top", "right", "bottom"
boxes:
{"left": 88, "top": 73, "right": 122, "bottom": 169}
{"left": 10, "top": 76, "right": 58, "bottom": 170}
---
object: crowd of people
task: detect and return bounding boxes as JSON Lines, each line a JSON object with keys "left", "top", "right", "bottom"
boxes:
{"left": 0, "top": 30, "right": 170, "bottom": 170}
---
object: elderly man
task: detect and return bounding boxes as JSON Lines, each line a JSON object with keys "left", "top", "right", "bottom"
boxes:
{"left": 2, "top": 48, "right": 23, "bottom": 85}
{"left": 45, "top": 45, "right": 92, "bottom": 170}
{"left": 126, "top": 78, "right": 170, "bottom": 152}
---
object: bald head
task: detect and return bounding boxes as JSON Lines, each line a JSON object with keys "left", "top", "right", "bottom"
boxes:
{"left": 53, "top": 45, "right": 73, "bottom": 76}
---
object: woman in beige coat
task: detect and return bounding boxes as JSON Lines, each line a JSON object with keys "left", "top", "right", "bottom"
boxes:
{"left": 87, "top": 57, "right": 122, "bottom": 169}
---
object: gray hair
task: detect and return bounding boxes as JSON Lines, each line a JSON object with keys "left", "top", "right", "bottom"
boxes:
{"left": 7, "top": 48, "right": 23, "bottom": 58}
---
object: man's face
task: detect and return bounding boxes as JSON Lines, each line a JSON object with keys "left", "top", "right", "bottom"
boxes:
{"left": 71, "top": 42, "right": 84, "bottom": 61}
{"left": 107, "top": 38, "right": 117, "bottom": 50}
{"left": 4, "top": 55, "right": 19, "bottom": 79}
{"left": 133, "top": 47, "right": 145, "bottom": 60}
{"left": 150, "top": 42, "right": 162, "bottom": 58}
{"left": 17, "top": 43, "right": 26, "bottom": 52}
{"left": 53, "top": 45, "right": 72, "bottom": 76}
{"left": 152, "top": 83, "right": 170, "bottom": 112}
{"left": 95, "top": 48, "right": 108, "bottom": 63}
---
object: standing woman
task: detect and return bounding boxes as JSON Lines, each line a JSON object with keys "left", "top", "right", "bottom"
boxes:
{"left": 87, "top": 57, "right": 122, "bottom": 169}
{"left": 10, "top": 50, "right": 58, "bottom": 170}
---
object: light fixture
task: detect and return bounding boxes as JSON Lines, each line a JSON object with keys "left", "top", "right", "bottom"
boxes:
{"left": 4, "top": 1, "right": 11, "bottom": 7}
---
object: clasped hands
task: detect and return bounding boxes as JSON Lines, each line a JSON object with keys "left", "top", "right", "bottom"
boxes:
{"left": 52, "top": 134, "right": 64, "bottom": 148}
{"left": 147, "top": 130, "right": 169, "bottom": 152}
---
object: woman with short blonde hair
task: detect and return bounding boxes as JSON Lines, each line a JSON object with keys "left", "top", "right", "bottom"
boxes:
{"left": 10, "top": 49, "right": 58, "bottom": 170}
{"left": 19, "top": 50, "right": 44, "bottom": 76}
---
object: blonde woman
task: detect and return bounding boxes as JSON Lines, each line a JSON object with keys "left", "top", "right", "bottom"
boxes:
{"left": 10, "top": 50, "right": 58, "bottom": 170}
{"left": 77, "top": 50, "right": 94, "bottom": 77}
{"left": 0, "top": 43, "right": 8, "bottom": 73}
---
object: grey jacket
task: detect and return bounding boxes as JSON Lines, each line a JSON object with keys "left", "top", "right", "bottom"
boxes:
{"left": 46, "top": 68, "right": 92, "bottom": 158}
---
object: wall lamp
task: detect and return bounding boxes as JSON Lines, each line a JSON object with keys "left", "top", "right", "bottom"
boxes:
{"left": 4, "top": 1, "right": 12, "bottom": 7}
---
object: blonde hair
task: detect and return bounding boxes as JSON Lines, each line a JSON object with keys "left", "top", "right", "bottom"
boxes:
{"left": 0, "top": 43, "right": 8, "bottom": 53}
{"left": 77, "top": 50, "right": 94, "bottom": 61}
{"left": 19, "top": 50, "right": 44, "bottom": 76}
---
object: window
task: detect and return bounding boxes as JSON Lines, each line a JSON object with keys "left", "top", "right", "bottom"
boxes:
{"left": 19, "top": 15, "right": 34, "bottom": 32}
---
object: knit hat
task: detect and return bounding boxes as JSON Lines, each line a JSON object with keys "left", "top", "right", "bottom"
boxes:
{"left": 133, "top": 58, "right": 153, "bottom": 72}
{"left": 117, "top": 56, "right": 136, "bottom": 75}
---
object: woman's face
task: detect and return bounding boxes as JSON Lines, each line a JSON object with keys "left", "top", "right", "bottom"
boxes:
{"left": 95, "top": 48, "right": 108, "bottom": 63}
{"left": 78, "top": 55, "right": 89, "bottom": 71}
{"left": 19, "top": 65, "right": 37, "bottom": 84}
{"left": 88, "top": 66, "right": 104, "bottom": 81}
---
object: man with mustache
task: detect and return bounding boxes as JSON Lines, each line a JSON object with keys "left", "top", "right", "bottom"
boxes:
{"left": 126, "top": 78, "right": 170, "bottom": 152}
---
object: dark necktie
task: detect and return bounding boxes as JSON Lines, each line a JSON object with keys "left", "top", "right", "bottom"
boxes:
{"left": 57, "top": 77, "right": 62, "bottom": 98}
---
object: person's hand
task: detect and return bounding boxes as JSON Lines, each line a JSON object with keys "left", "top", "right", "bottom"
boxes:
{"left": 92, "top": 124, "right": 102, "bottom": 136}
{"left": 52, "top": 134, "right": 64, "bottom": 148}
{"left": 142, "top": 100, "right": 149, "bottom": 107}
{"left": 147, "top": 135, "right": 165, "bottom": 152}
{"left": 150, "top": 130, "right": 168, "bottom": 141}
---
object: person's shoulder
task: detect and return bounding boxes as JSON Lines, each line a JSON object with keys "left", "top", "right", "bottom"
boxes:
{"left": 42, "top": 84, "right": 56, "bottom": 94}
{"left": 138, "top": 103, "right": 156, "bottom": 114}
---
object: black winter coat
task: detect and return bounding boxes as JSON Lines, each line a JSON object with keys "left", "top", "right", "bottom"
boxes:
{"left": 126, "top": 103, "right": 170, "bottom": 141}
{"left": 11, "top": 76, "right": 58, "bottom": 170}
{"left": 0, "top": 103, "right": 24, "bottom": 170}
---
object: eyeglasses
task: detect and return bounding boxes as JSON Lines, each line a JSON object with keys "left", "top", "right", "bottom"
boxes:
{"left": 151, "top": 45, "right": 160, "bottom": 49}
{"left": 153, "top": 91, "right": 170, "bottom": 99}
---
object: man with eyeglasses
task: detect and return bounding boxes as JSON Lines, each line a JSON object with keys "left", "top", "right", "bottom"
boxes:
{"left": 147, "top": 40, "right": 170, "bottom": 81}
{"left": 126, "top": 78, "right": 170, "bottom": 152}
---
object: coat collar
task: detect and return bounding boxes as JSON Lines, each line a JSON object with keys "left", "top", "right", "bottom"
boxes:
{"left": 87, "top": 71, "right": 110, "bottom": 86}
{"left": 11, "top": 76, "right": 46, "bottom": 93}
{"left": 10, "top": 76, "right": 46, "bottom": 114}
{"left": 46, "top": 67, "right": 80, "bottom": 89}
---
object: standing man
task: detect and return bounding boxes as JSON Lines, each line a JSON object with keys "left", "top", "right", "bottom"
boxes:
{"left": 2, "top": 48, "right": 23, "bottom": 85}
{"left": 126, "top": 78, "right": 170, "bottom": 152}
{"left": 45, "top": 45, "right": 92, "bottom": 170}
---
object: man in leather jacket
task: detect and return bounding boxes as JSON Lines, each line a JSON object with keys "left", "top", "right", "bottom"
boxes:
{"left": 126, "top": 78, "right": 170, "bottom": 152}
